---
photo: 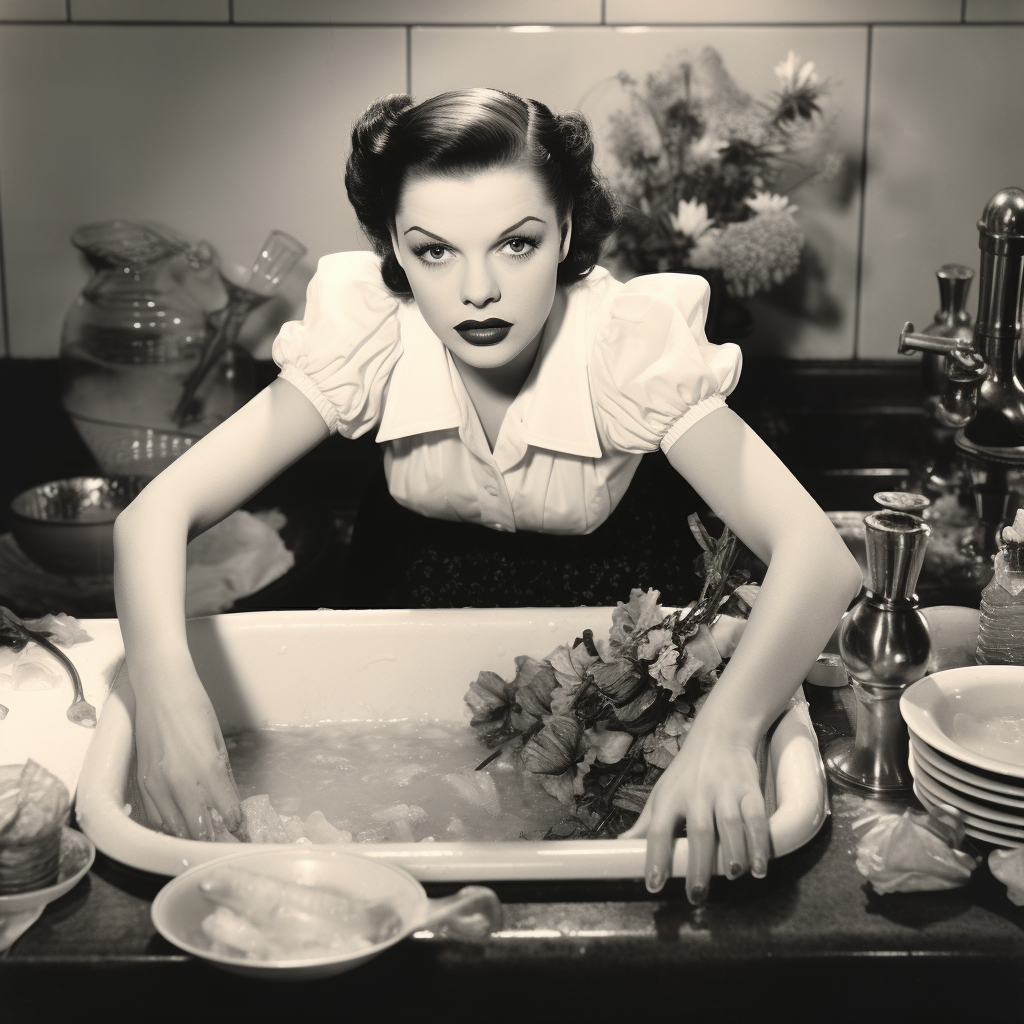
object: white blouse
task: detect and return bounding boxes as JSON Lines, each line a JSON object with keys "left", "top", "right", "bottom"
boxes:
{"left": 272, "top": 251, "right": 741, "bottom": 536}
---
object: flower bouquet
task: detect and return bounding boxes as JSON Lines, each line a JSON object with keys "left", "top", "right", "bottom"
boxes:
{"left": 597, "top": 48, "right": 837, "bottom": 299}
{"left": 463, "top": 516, "right": 758, "bottom": 839}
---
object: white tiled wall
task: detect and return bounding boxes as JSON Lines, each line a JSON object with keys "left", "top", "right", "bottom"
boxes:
{"left": 0, "top": 0, "right": 65, "bottom": 19}
{"left": 69, "top": 0, "right": 230, "bottom": 21}
{"left": 0, "top": 25, "right": 405, "bottom": 357}
{"left": 965, "top": 0, "right": 1024, "bottom": 19}
{"left": 413, "top": 26, "right": 866, "bottom": 359}
{"left": 858, "top": 25, "right": 1024, "bottom": 358}
{"left": 0, "top": 5, "right": 1020, "bottom": 361}
{"left": 604, "top": 1, "right": 962, "bottom": 24}
{"left": 234, "top": 0, "right": 603, "bottom": 24}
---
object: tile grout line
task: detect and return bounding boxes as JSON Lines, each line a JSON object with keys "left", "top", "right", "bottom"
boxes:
{"left": 0, "top": 173, "right": 10, "bottom": 358}
{"left": 2, "top": 19, "right": 1012, "bottom": 28}
{"left": 851, "top": 25, "right": 874, "bottom": 361}
{"left": 406, "top": 24, "right": 411, "bottom": 94}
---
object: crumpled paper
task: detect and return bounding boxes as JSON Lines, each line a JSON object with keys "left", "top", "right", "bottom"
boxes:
{"left": 185, "top": 509, "right": 294, "bottom": 617}
{"left": 854, "top": 807, "right": 979, "bottom": 893}
{"left": 989, "top": 847, "right": 1024, "bottom": 905}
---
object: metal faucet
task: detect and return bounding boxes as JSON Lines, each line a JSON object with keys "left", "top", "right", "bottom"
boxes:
{"left": 899, "top": 187, "right": 1024, "bottom": 554}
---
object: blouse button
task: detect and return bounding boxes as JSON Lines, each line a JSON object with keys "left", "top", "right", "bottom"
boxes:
{"left": 484, "top": 484, "right": 499, "bottom": 497}
{"left": 492, "top": 522, "right": 504, "bottom": 531}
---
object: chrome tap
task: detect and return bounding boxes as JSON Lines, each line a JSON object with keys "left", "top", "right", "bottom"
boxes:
{"left": 899, "top": 187, "right": 1024, "bottom": 439}
{"left": 899, "top": 188, "right": 1024, "bottom": 557}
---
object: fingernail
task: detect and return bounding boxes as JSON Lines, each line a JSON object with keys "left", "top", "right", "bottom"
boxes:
{"left": 752, "top": 859, "right": 767, "bottom": 878}
{"left": 728, "top": 860, "right": 742, "bottom": 879}
{"left": 689, "top": 884, "right": 707, "bottom": 906}
{"left": 646, "top": 866, "right": 664, "bottom": 893}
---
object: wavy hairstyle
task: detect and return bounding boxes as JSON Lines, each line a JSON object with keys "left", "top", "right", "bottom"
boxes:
{"left": 344, "top": 88, "right": 620, "bottom": 296}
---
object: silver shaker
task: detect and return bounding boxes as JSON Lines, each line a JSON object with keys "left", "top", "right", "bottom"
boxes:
{"left": 825, "top": 510, "right": 932, "bottom": 796}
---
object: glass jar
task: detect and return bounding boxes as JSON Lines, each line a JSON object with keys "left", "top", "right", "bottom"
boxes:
{"left": 60, "top": 221, "right": 255, "bottom": 479}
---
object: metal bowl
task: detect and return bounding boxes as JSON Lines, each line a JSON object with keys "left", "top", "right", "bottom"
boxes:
{"left": 9, "top": 476, "right": 145, "bottom": 576}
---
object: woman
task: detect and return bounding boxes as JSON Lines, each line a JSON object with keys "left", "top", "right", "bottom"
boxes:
{"left": 114, "top": 88, "right": 862, "bottom": 905}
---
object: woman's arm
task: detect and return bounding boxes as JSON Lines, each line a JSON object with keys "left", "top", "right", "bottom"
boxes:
{"left": 622, "top": 406, "right": 862, "bottom": 902}
{"left": 114, "top": 378, "right": 330, "bottom": 839}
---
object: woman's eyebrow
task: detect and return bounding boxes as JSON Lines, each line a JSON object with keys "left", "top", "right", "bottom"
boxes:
{"left": 496, "top": 215, "right": 546, "bottom": 236}
{"left": 403, "top": 215, "right": 546, "bottom": 243}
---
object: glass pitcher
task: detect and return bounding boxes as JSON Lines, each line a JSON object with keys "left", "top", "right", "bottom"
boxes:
{"left": 59, "top": 221, "right": 257, "bottom": 479}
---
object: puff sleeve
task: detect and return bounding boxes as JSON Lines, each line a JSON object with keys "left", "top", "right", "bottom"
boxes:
{"left": 272, "top": 250, "right": 401, "bottom": 439}
{"left": 589, "top": 273, "right": 742, "bottom": 454}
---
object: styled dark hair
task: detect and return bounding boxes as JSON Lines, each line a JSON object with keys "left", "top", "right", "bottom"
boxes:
{"left": 344, "top": 88, "right": 620, "bottom": 296}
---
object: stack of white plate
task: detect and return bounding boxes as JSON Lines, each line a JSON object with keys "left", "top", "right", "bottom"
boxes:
{"left": 901, "top": 665, "right": 1024, "bottom": 848}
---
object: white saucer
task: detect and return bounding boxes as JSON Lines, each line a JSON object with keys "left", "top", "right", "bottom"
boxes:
{"left": 911, "top": 751, "right": 1024, "bottom": 828}
{"left": 902, "top": 666, "right": 1024, "bottom": 778}
{"left": 910, "top": 737, "right": 1024, "bottom": 809}
{"left": 914, "top": 780, "right": 1024, "bottom": 841}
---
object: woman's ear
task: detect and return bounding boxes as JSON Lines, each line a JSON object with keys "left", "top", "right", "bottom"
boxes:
{"left": 389, "top": 228, "right": 406, "bottom": 271}
{"left": 558, "top": 212, "right": 573, "bottom": 263}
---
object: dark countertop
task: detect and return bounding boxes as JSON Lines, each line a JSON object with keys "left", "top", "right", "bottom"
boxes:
{"left": 6, "top": 685, "right": 1024, "bottom": 1022}
{"left": 5, "top": 358, "right": 1019, "bottom": 1019}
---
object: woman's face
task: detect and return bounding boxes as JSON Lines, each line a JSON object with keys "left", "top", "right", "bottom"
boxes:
{"left": 391, "top": 164, "right": 570, "bottom": 370}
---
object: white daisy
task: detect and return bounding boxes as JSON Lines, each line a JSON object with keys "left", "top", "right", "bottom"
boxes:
{"left": 744, "top": 190, "right": 798, "bottom": 215}
{"left": 667, "top": 197, "right": 714, "bottom": 239}
{"left": 774, "top": 51, "right": 818, "bottom": 91}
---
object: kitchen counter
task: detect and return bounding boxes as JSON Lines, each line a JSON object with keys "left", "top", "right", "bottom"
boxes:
{"left": 5, "top": 358, "right": 1019, "bottom": 1019}
{"left": 5, "top": 684, "right": 1024, "bottom": 1022}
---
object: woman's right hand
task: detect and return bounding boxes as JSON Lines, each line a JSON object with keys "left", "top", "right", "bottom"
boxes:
{"left": 132, "top": 663, "right": 241, "bottom": 841}
{"left": 114, "top": 379, "right": 330, "bottom": 841}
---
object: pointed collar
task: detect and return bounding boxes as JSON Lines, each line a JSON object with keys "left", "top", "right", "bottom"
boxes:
{"left": 375, "top": 278, "right": 603, "bottom": 460}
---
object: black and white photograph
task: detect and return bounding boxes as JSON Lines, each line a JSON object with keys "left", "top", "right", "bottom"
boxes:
{"left": 1, "top": 1, "right": 1023, "bottom": 1020}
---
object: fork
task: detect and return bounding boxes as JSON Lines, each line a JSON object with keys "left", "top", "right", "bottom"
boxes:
{"left": 2, "top": 614, "right": 96, "bottom": 728}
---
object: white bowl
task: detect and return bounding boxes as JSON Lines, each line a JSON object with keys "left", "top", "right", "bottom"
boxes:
{"left": 151, "top": 846, "right": 501, "bottom": 982}
{"left": 901, "top": 665, "right": 1024, "bottom": 778}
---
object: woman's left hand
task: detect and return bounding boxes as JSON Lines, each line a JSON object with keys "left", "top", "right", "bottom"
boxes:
{"left": 620, "top": 712, "right": 770, "bottom": 905}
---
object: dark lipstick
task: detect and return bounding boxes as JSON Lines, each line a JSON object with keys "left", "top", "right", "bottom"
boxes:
{"left": 454, "top": 318, "right": 513, "bottom": 345}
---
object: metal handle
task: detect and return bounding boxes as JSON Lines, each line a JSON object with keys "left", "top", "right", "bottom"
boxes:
{"left": 899, "top": 321, "right": 974, "bottom": 360}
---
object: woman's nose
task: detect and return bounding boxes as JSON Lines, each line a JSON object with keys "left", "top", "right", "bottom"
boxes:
{"left": 460, "top": 259, "right": 500, "bottom": 308}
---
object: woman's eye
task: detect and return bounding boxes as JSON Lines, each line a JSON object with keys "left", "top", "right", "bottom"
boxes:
{"left": 423, "top": 244, "right": 449, "bottom": 261}
{"left": 500, "top": 237, "right": 537, "bottom": 256}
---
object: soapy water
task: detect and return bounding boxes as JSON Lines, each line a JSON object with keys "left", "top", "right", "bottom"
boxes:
{"left": 225, "top": 718, "right": 569, "bottom": 843}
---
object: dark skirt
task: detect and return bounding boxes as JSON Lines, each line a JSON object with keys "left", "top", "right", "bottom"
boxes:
{"left": 340, "top": 451, "right": 707, "bottom": 609}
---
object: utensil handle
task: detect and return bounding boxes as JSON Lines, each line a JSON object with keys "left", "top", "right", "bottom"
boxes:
{"left": 420, "top": 886, "right": 503, "bottom": 939}
{"left": 2, "top": 615, "right": 85, "bottom": 701}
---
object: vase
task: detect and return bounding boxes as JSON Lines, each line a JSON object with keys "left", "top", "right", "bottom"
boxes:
{"left": 59, "top": 221, "right": 256, "bottom": 480}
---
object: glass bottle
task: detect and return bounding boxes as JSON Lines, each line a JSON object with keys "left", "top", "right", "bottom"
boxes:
{"left": 976, "top": 510, "right": 1024, "bottom": 665}
{"left": 59, "top": 221, "right": 257, "bottom": 479}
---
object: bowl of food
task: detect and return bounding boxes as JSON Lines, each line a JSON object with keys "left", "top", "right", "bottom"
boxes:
{"left": 9, "top": 476, "right": 145, "bottom": 576}
{"left": 151, "top": 847, "right": 502, "bottom": 981}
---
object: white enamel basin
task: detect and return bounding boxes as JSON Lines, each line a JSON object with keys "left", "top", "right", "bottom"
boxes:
{"left": 74, "top": 608, "right": 829, "bottom": 882}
